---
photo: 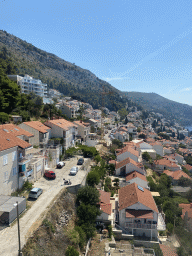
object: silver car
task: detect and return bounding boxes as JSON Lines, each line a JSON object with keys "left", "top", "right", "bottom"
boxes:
{"left": 29, "top": 188, "right": 43, "bottom": 199}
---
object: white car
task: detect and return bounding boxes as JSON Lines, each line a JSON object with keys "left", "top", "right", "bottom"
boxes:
{"left": 70, "top": 166, "right": 78, "bottom": 175}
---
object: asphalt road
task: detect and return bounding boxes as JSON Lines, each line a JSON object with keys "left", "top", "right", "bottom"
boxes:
{"left": 0, "top": 156, "right": 90, "bottom": 256}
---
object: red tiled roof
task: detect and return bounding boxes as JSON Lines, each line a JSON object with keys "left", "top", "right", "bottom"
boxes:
{"left": 73, "top": 120, "right": 90, "bottom": 128}
{"left": 100, "top": 203, "right": 112, "bottom": 215}
{"left": 0, "top": 130, "right": 32, "bottom": 151}
{"left": 23, "top": 121, "right": 51, "bottom": 133}
{"left": 99, "top": 190, "right": 110, "bottom": 204}
{"left": 0, "top": 124, "right": 34, "bottom": 138}
{"left": 164, "top": 170, "right": 191, "bottom": 180}
{"left": 154, "top": 158, "right": 179, "bottom": 168}
{"left": 125, "top": 171, "right": 147, "bottom": 182}
{"left": 116, "top": 145, "right": 139, "bottom": 157}
{"left": 126, "top": 209, "right": 153, "bottom": 219}
{"left": 179, "top": 203, "right": 192, "bottom": 219}
{"left": 45, "top": 119, "right": 77, "bottom": 131}
{"left": 115, "top": 157, "right": 139, "bottom": 170}
{"left": 183, "top": 164, "right": 192, "bottom": 171}
{"left": 118, "top": 183, "right": 158, "bottom": 212}
{"left": 159, "top": 244, "right": 178, "bottom": 256}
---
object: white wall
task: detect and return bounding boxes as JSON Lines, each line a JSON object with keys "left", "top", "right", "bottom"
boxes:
{"left": 18, "top": 123, "right": 39, "bottom": 146}
{"left": 0, "top": 147, "right": 19, "bottom": 195}
{"left": 126, "top": 177, "right": 148, "bottom": 189}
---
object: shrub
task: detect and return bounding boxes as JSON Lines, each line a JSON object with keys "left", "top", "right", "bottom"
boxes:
{"left": 42, "top": 219, "right": 55, "bottom": 233}
{"left": 65, "top": 246, "right": 79, "bottom": 256}
{"left": 167, "top": 223, "right": 174, "bottom": 233}
{"left": 23, "top": 180, "right": 33, "bottom": 191}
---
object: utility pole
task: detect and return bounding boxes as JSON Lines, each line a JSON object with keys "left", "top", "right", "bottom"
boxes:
{"left": 15, "top": 201, "right": 22, "bottom": 256}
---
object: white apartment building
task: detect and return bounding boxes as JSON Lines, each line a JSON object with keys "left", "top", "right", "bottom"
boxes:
{"left": 8, "top": 74, "right": 47, "bottom": 98}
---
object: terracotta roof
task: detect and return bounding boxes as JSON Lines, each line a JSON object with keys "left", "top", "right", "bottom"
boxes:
{"left": 45, "top": 119, "right": 77, "bottom": 131}
{"left": 183, "top": 164, "right": 192, "bottom": 171}
{"left": 73, "top": 120, "right": 90, "bottom": 128}
{"left": 126, "top": 171, "right": 147, "bottom": 182}
{"left": 0, "top": 124, "right": 34, "bottom": 138}
{"left": 154, "top": 158, "right": 180, "bottom": 168}
{"left": 0, "top": 130, "right": 32, "bottom": 151}
{"left": 118, "top": 183, "right": 158, "bottom": 212}
{"left": 163, "top": 170, "right": 191, "bottom": 180}
{"left": 159, "top": 244, "right": 178, "bottom": 256}
{"left": 99, "top": 190, "right": 110, "bottom": 204}
{"left": 100, "top": 203, "right": 112, "bottom": 215}
{"left": 126, "top": 209, "right": 153, "bottom": 219}
{"left": 116, "top": 145, "right": 139, "bottom": 157}
{"left": 179, "top": 203, "right": 192, "bottom": 219}
{"left": 23, "top": 121, "right": 50, "bottom": 133}
{"left": 115, "top": 157, "right": 139, "bottom": 170}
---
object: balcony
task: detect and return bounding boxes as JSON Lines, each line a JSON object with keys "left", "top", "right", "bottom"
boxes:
{"left": 18, "top": 154, "right": 33, "bottom": 165}
{"left": 125, "top": 222, "right": 157, "bottom": 230}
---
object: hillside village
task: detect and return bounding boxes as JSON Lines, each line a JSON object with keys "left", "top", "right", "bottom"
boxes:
{"left": 1, "top": 73, "right": 192, "bottom": 255}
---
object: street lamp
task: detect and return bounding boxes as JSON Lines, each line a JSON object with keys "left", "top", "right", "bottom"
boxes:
{"left": 14, "top": 201, "right": 22, "bottom": 256}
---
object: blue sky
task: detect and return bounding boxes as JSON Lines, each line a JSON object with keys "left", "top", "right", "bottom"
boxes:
{"left": 1, "top": 0, "right": 192, "bottom": 105}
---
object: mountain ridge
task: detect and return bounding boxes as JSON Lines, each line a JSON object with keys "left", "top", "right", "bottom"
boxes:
{"left": 1, "top": 30, "right": 192, "bottom": 126}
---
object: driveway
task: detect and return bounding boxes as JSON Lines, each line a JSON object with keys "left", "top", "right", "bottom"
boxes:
{"left": 0, "top": 156, "right": 90, "bottom": 256}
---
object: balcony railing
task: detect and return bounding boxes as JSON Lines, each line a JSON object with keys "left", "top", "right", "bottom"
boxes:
{"left": 125, "top": 223, "right": 157, "bottom": 230}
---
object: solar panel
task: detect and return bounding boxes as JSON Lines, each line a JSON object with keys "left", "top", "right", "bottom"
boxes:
{"left": 137, "top": 185, "right": 144, "bottom": 192}
{"left": 14, "top": 128, "right": 19, "bottom": 131}
{"left": 3, "top": 129, "right": 8, "bottom": 132}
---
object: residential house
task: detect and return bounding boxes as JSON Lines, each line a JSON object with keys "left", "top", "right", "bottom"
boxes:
{"left": 116, "top": 145, "right": 141, "bottom": 163}
{"left": 60, "top": 102, "right": 76, "bottom": 118}
{"left": 179, "top": 203, "right": 192, "bottom": 232}
{"left": 149, "top": 141, "right": 164, "bottom": 157}
{"left": 0, "top": 124, "right": 34, "bottom": 144}
{"left": 96, "top": 190, "right": 114, "bottom": 226}
{"left": 73, "top": 120, "right": 90, "bottom": 142}
{"left": 113, "top": 157, "right": 145, "bottom": 176}
{"left": 154, "top": 157, "right": 181, "bottom": 172}
{"left": 0, "top": 130, "right": 32, "bottom": 195}
{"left": 183, "top": 164, "right": 192, "bottom": 174}
{"left": 118, "top": 183, "right": 159, "bottom": 239}
{"left": 45, "top": 119, "right": 78, "bottom": 150}
{"left": 113, "top": 131, "right": 129, "bottom": 142}
{"left": 19, "top": 121, "right": 51, "bottom": 146}
{"left": 125, "top": 171, "right": 148, "bottom": 189}
{"left": 163, "top": 170, "right": 192, "bottom": 185}
{"left": 85, "top": 133, "right": 98, "bottom": 147}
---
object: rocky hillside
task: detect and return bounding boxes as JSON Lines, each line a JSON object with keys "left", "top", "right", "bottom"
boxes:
{"left": 0, "top": 30, "right": 125, "bottom": 111}
{"left": 123, "top": 91, "right": 192, "bottom": 126}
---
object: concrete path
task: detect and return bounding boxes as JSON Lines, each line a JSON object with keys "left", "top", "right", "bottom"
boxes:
{"left": 0, "top": 156, "right": 90, "bottom": 256}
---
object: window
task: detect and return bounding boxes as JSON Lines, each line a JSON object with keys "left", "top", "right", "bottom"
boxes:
{"left": 3, "top": 155, "right": 8, "bottom": 165}
{"left": 4, "top": 171, "right": 8, "bottom": 182}
{"left": 12, "top": 167, "right": 17, "bottom": 176}
{"left": 12, "top": 151, "right": 16, "bottom": 161}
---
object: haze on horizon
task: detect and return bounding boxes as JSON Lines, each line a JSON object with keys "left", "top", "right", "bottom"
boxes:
{"left": 1, "top": 0, "right": 192, "bottom": 106}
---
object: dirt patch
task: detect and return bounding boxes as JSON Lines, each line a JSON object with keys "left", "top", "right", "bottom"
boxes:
{"left": 88, "top": 234, "right": 109, "bottom": 256}
{"left": 22, "top": 190, "right": 76, "bottom": 256}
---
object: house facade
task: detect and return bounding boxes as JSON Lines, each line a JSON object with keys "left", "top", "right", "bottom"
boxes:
{"left": 45, "top": 119, "right": 78, "bottom": 149}
{"left": 19, "top": 121, "right": 51, "bottom": 146}
{"left": 118, "top": 183, "right": 158, "bottom": 240}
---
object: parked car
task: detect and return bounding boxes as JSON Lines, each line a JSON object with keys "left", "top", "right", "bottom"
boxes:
{"left": 70, "top": 166, "right": 78, "bottom": 175}
{"left": 29, "top": 188, "right": 43, "bottom": 199}
{"left": 57, "top": 161, "right": 65, "bottom": 168}
{"left": 44, "top": 170, "right": 56, "bottom": 179}
{"left": 77, "top": 158, "right": 84, "bottom": 165}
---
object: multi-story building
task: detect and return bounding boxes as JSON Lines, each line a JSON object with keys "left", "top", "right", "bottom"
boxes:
{"left": 45, "top": 119, "right": 78, "bottom": 149}
{"left": 8, "top": 74, "right": 47, "bottom": 98}
{"left": 73, "top": 120, "right": 90, "bottom": 142}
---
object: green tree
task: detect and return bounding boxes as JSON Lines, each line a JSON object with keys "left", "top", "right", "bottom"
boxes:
{"left": 86, "top": 171, "right": 100, "bottom": 187}
{"left": 142, "top": 152, "right": 151, "bottom": 162}
{"left": 77, "top": 203, "right": 101, "bottom": 226}
{"left": 76, "top": 186, "right": 100, "bottom": 206}
{"left": 118, "top": 108, "right": 128, "bottom": 121}
{"left": 65, "top": 246, "right": 79, "bottom": 256}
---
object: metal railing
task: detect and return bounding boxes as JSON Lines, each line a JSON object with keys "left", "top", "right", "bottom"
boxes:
{"left": 125, "top": 223, "right": 157, "bottom": 230}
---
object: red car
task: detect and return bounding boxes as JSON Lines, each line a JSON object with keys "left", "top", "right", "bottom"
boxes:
{"left": 44, "top": 170, "right": 56, "bottom": 179}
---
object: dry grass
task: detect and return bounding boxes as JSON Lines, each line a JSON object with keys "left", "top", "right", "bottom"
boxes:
{"left": 22, "top": 190, "right": 77, "bottom": 256}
